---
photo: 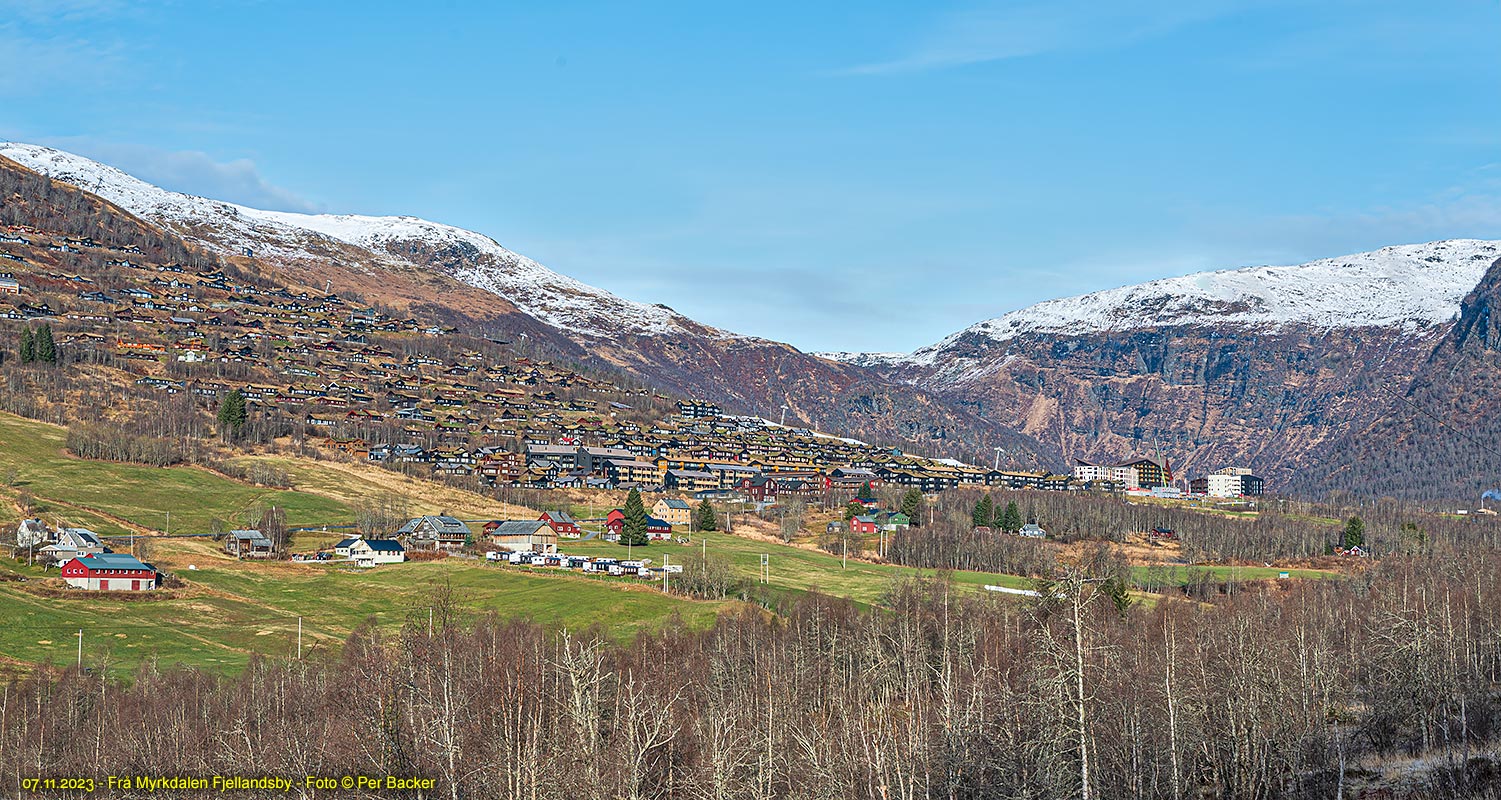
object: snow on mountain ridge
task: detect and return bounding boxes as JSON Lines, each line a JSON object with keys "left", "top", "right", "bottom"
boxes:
{"left": 828, "top": 240, "right": 1501, "bottom": 370}
{"left": 0, "top": 142, "right": 709, "bottom": 340}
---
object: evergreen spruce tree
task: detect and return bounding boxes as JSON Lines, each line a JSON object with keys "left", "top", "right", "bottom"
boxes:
{"left": 856, "top": 481, "right": 875, "bottom": 502}
{"left": 844, "top": 500, "right": 865, "bottom": 521}
{"left": 695, "top": 499, "right": 718, "bottom": 532}
{"left": 218, "top": 389, "right": 249, "bottom": 440}
{"left": 1342, "top": 516, "right": 1365, "bottom": 549}
{"left": 999, "top": 501, "right": 1023, "bottom": 533}
{"left": 621, "top": 488, "right": 649, "bottom": 547}
{"left": 972, "top": 495, "right": 995, "bottom": 528}
{"left": 18, "top": 327, "right": 34, "bottom": 363}
{"left": 900, "top": 488, "right": 925, "bottom": 527}
{"left": 35, "top": 324, "right": 56, "bottom": 364}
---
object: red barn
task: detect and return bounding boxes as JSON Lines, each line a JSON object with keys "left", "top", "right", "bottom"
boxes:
{"left": 61, "top": 553, "right": 156, "bottom": 592}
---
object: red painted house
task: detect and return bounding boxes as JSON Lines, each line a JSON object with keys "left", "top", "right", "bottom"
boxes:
{"left": 538, "top": 511, "right": 581, "bottom": 537}
{"left": 849, "top": 515, "right": 879, "bottom": 535}
{"left": 61, "top": 553, "right": 157, "bottom": 592}
{"left": 735, "top": 475, "right": 779, "bottom": 502}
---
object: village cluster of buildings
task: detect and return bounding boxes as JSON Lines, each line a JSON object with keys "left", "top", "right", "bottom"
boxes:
{"left": 15, "top": 519, "right": 158, "bottom": 591}
{"left": 1072, "top": 458, "right": 1265, "bottom": 499}
{"left": 1, "top": 224, "right": 1081, "bottom": 497}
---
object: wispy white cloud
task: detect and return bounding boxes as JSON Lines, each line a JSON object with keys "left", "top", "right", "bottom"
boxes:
{"left": 0, "top": 29, "right": 126, "bottom": 95}
{"left": 32, "top": 137, "right": 323, "bottom": 213}
{"left": 0, "top": 0, "right": 136, "bottom": 95}
{"left": 0, "top": 0, "right": 124, "bottom": 24}
{"left": 837, "top": 0, "right": 1248, "bottom": 76}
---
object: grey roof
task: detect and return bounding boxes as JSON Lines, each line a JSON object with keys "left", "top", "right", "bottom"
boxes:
{"left": 659, "top": 498, "right": 692, "bottom": 510}
{"left": 362, "top": 539, "right": 405, "bottom": 552}
{"left": 400, "top": 515, "right": 470, "bottom": 536}
{"left": 489, "top": 520, "right": 550, "bottom": 537}
{"left": 58, "top": 528, "right": 103, "bottom": 547}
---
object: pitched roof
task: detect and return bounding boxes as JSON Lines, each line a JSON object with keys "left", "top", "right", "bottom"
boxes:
{"left": 489, "top": 520, "right": 550, "bottom": 537}
{"left": 400, "top": 515, "right": 470, "bottom": 536}
{"left": 658, "top": 498, "right": 692, "bottom": 510}
{"left": 362, "top": 539, "right": 405, "bottom": 552}
{"left": 76, "top": 553, "right": 152, "bottom": 571}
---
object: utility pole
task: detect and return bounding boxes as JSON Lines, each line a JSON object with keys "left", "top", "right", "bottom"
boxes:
{"left": 779, "top": 405, "right": 788, "bottom": 427}
{"left": 993, "top": 447, "right": 1005, "bottom": 470}
{"left": 76, "top": 629, "right": 82, "bottom": 669}
{"left": 297, "top": 617, "right": 303, "bottom": 660}
{"left": 662, "top": 554, "right": 669, "bottom": 594}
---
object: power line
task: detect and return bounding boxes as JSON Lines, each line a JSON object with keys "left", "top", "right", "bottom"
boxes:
{"left": 1373, "top": 379, "right": 1501, "bottom": 463}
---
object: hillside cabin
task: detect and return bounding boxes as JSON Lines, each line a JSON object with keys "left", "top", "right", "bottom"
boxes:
{"left": 398, "top": 515, "right": 471, "bottom": 551}
{"left": 225, "top": 529, "right": 274, "bottom": 559}
{"left": 349, "top": 538, "right": 406, "bottom": 566}
{"left": 16, "top": 519, "right": 49, "bottom": 549}
{"left": 41, "top": 528, "right": 107, "bottom": 562}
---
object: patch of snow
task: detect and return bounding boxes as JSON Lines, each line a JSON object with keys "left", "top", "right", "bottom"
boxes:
{"left": 0, "top": 141, "right": 725, "bottom": 341}
{"left": 857, "top": 239, "right": 1500, "bottom": 370}
{"left": 815, "top": 351, "right": 909, "bottom": 368}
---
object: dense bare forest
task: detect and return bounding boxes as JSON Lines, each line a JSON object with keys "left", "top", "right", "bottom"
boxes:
{"left": 3, "top": 549, "right": 1499, "bottom": 800}
{"left": 868, "top": 487, "right": 1501, "bottom": 570}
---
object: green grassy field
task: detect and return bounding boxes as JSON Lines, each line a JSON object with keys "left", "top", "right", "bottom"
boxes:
{"left": 0, "top": 412, "right": 348, "bottom": 535}
{"left": 0, "top": 543, "right": 722, "bottom": 676}
{"left": 1131, "top": 563, "right": 1338, "bottom": 587}
{"left": 548, "top": 531, "right": 1036, "bottom": 607}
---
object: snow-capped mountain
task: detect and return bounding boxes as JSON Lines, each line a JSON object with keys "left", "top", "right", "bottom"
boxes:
{"left": 0, "top": 142, "right": 711, "bottom": 341}
{"left": 817, "top": 240, "right": 1501, "bottom": 498}
{"left": 825, "top": 239, "right": 1501, "bottom": 373}
{"left": 0, "top": 141, "right": 1026, "bottom": 462}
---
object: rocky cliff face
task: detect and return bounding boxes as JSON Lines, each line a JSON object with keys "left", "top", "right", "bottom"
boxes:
{"left": 829, "top": 241, "right": 1501, "bottom": 495}
{"left": 1290, "top": 256, "right": 1501, "bottom": 502}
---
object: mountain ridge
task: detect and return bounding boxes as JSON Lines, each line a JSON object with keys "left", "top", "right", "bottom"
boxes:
{"left": 0, "top": 141, "right": 1038, "bottom": 464}
{"left": 7, "top": 140, "right": 1497, "bottom": 498}
{"left": 822, "top": 239, "right": 1500, "bottom": 375}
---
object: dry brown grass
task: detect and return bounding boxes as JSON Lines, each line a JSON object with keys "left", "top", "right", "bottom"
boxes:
{"left": 231, "top": 454, "right": 532, "bottom": 520}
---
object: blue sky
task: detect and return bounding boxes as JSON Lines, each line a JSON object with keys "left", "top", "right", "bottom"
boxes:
{"left": 2, "top": 0, "right": 1499, "bottom": 353}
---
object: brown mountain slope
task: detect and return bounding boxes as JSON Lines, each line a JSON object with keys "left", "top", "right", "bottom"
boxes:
{"left": 1, "top": 151, "right": 1047, "bottom": 465}
{"left": 1291, "top": 257, "right": 1501, "bottom": 502}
